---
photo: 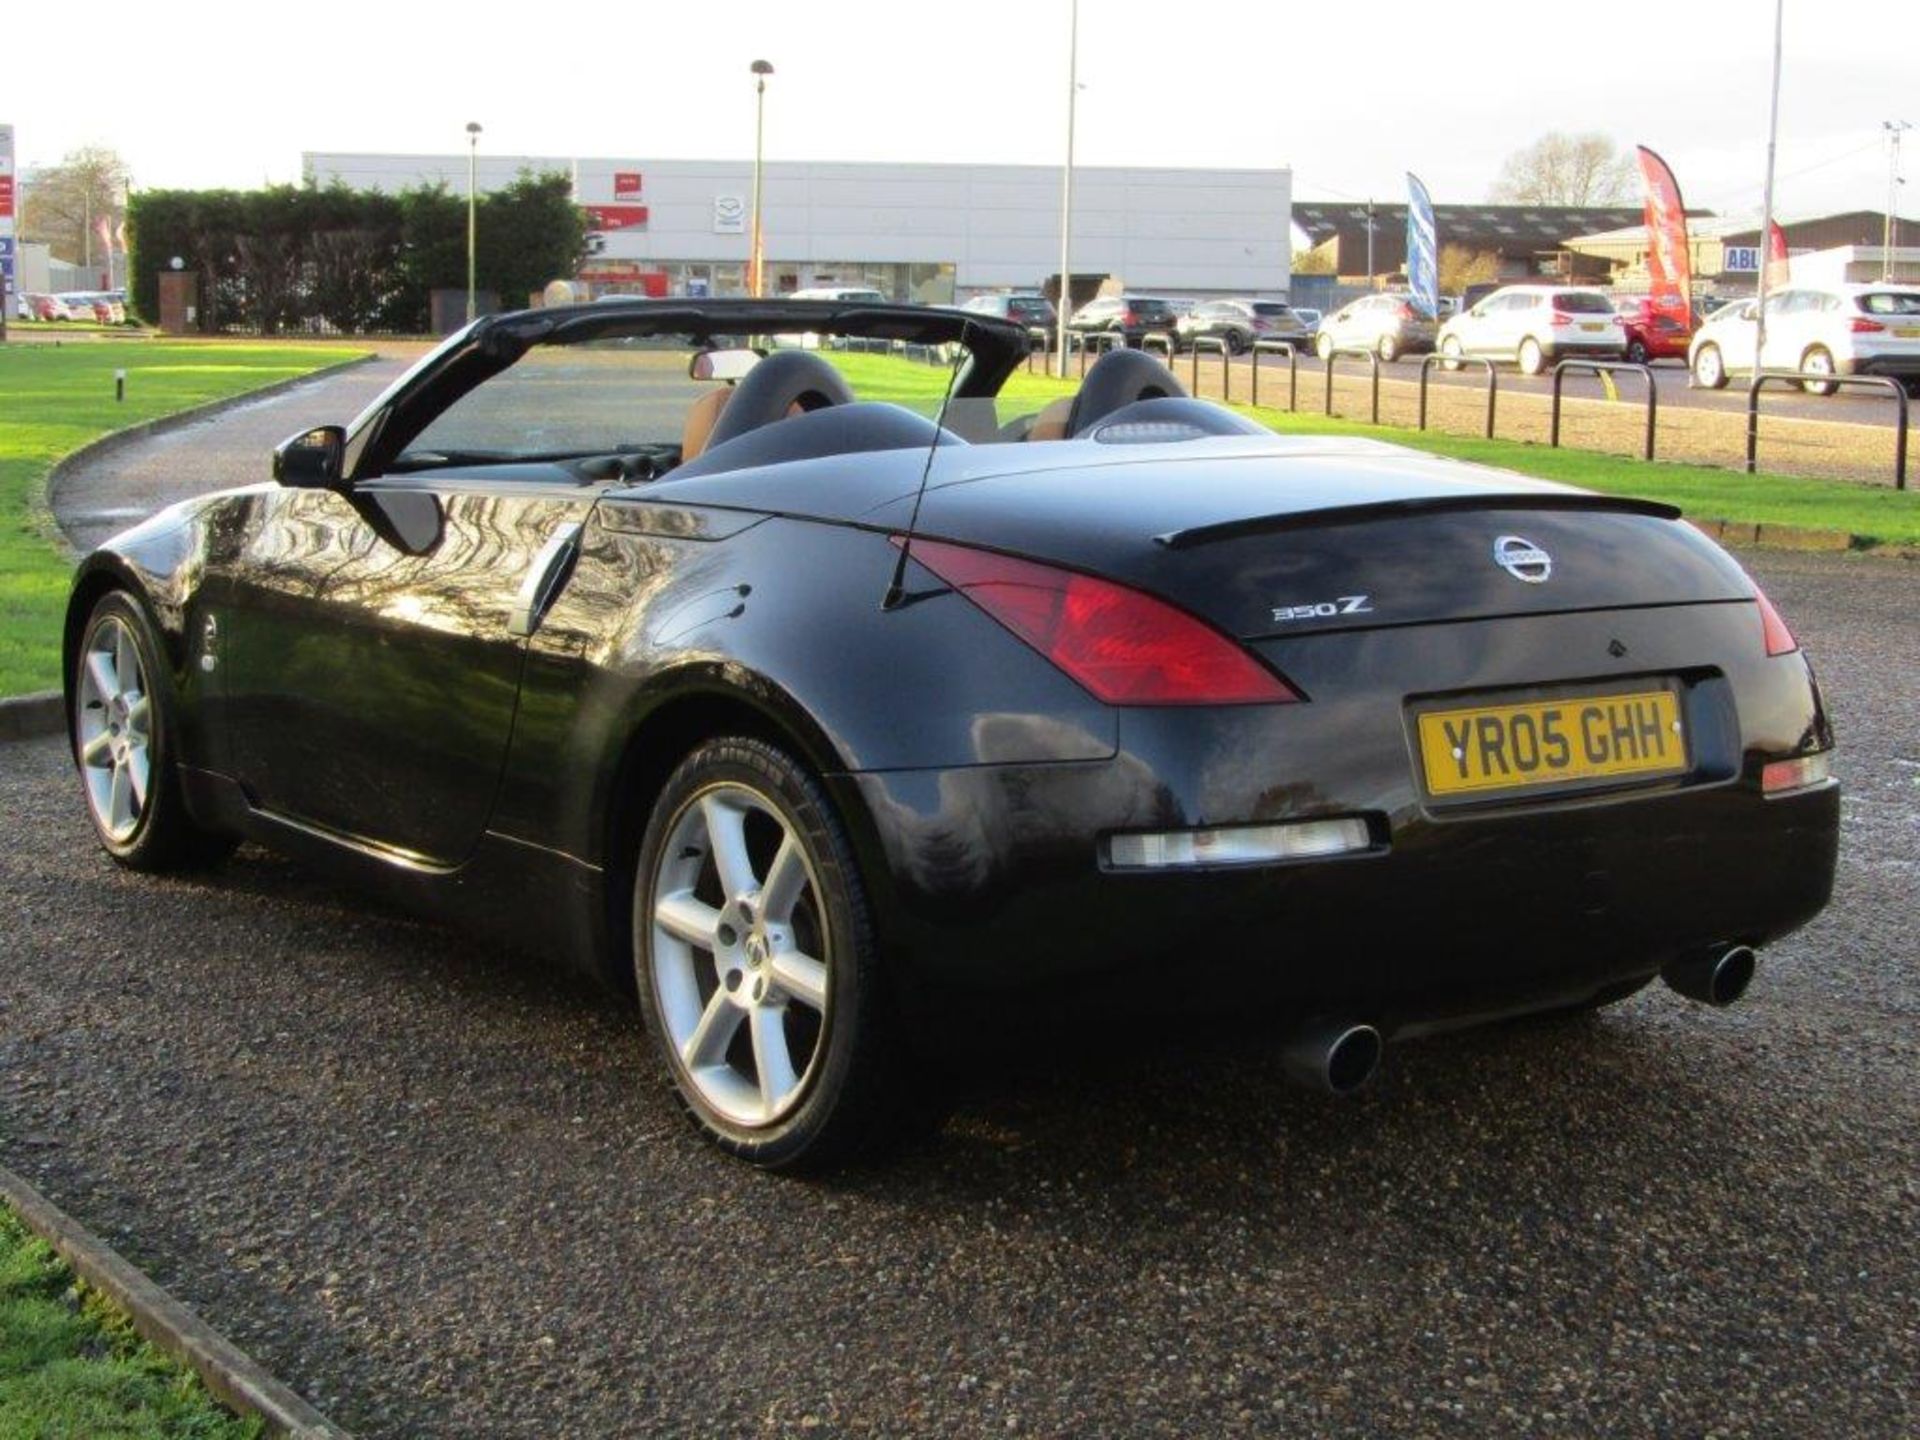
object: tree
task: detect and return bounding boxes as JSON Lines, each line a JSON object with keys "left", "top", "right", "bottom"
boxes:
{"left": 1291, "top": 244, "right": 1337, "bottom": 275}
{"left": 1489, "top": 133, "right": 1633, "bottom": 207}
{"left": 21, "top": 146, "right": 131, "bottom": 271}
{"left": 1439, "top": 244, "right": 1503, "bottom": 296}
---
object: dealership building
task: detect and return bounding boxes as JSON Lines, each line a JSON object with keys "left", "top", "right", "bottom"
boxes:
{"left": 303, "top": 153, "right": 1292, "bottom": 304}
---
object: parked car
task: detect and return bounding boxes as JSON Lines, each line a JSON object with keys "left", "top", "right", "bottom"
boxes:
{"left": 960, "top": 292, "right": 1058, "bottom": 336}
{"left": 1688, "top": 283, "right": 1920, "bottom": 394}
{"left": 1436, "top": 285, "right": 1626, "bottom": 374}
{"left": 1313, "top": 291, "right": 1438, "bottom": 361}
{"left": 1067, "top": 294, "right": 1179, "bottom": 347}
{"left": 60, "top": 292, "right": 121, "bottom": 324}
{"left": 26, "top": 293, "right": 74, "bottom": 321}
{"left": 1176, "top": 299, "right": 1311, "bottom": 354}
{"left": 63, "top": 297, "right": 1837, "bottom": 1167}
{"left": 1612, "top": 297, "right": 1693, "bottom": 364}
{"left": 1293, "top": 307, "right": 1323, "bottom": 339}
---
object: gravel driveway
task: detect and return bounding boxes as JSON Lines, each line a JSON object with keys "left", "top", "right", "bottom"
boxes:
{"left": 2, "top": 546, "right": 1914, "bottom": 1438}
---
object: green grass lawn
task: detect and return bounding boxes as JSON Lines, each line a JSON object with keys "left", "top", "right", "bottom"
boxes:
{"left": 828, "top": 351, "right": 1920, "bottom": 548}
{"left": 0, "top": 340, "right": 365, "bottom": 697}
{"left": 0, "top": 1205, "right": 261, "bottom": 1437}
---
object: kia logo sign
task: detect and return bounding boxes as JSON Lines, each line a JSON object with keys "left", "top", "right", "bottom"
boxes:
{"left": 1493, "top": 534, "right": 1552, "bottom": 584}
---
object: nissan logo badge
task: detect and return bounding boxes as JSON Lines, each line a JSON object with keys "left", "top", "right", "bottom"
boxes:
{"left": 1493, "top": 534, "right": 1552, "bottom": 583}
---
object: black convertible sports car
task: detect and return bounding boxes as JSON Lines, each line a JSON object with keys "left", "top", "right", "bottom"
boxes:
{"left": 65, "top": 298, "right": 1838, "bottom": 1168}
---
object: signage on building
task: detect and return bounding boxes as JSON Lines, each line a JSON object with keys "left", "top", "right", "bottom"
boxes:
{"left": 713, "top": 194, "right": 745, "bottom": 234}
{"left": 0, "top": 123, "right": 15, "bottom": 297}
{"left": 613, "top": 171, "right": 643, "bottom": 198}
{"left": 1725, "top": 245, "right": 1760, "bottom": 273}
{"left": 584, "top": 204, "right": 649, "bottom": 232}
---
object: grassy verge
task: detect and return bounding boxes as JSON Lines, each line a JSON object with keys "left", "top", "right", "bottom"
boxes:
{"left": 0, "top": 1203, "right": 261, "bottom": 1437}
{"left": 828, "top": 352, "right": 1920, "bottom": 548}
{"left": 0, "top": 340, "right": 366, "bottom": 697}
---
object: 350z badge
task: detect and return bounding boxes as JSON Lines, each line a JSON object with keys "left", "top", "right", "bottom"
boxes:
{"left": 1271, "top": 595, "right": 1373, "bottom": 623}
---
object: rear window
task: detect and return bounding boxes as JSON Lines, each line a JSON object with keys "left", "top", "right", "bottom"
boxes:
{"left": 1556, "top": 292, "right": 1615, "bottom": 314}
{"left": 1859, "top": 291, "right": 1920, "bottom": 316}
{"left": 1251, "top": 303, "right": 1292, "bottom": 317}
{"left": 1130, "top": 298, "right": 1173, "bottom": 315}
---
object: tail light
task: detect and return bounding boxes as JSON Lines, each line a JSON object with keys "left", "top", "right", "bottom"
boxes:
{"left": 1850, "top": 316, "right": 1886, "bottom": 334}
{"left": 1753, "top": 584, "right": 1798, "bottom": 656}
{"left": 897, "top": 538, "right": 1301, "bottom": 705}
{"left": 1396, "top": 303, "right": 1415, "bottom": 320}
{"left": 1549, "top": 310, "right": 1572, "bottom": 327}
{"left": 1121, "top": 309, "right": 1138, "bottom": 326}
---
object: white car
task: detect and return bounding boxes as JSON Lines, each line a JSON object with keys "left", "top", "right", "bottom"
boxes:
{"left": 1688, "top": 283, "right": 1920, "bottom": 395}
{"left": 1436, "top": 285, "right": 1625, "bottom": 375}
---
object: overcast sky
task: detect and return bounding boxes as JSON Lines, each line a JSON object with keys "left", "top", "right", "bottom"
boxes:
{"left": 10, "top": 0, "right": 1916, "bottom": 221}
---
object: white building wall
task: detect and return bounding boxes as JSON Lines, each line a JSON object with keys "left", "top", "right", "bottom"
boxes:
{"left": 303, "top": 153, "right": 1292, "bottom": 296}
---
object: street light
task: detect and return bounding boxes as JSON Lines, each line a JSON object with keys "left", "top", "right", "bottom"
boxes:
{"left": 750, "top": 60, "right": 774, "bottom": 297}
{"left": 1054, "top": 0, "right": 1079, "bottom": 377}
{"left": 465, "top": 121, "right": 482, "bottom": 323}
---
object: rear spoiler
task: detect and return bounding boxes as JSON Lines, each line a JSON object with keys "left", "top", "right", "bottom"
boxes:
{"left": 1152, "top": 493, "right": 1683, "bottom": 551}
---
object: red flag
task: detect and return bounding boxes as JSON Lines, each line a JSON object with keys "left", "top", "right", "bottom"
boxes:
{"left": 1634, "top": 146, "right": 1693, "bottom": 326}
{"left": 1766, "top": 221, "right": 1790, "bottom": 287}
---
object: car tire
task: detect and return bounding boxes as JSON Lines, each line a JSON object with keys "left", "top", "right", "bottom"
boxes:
{"left": 1439, "top": 335, "right": 1463, "bottom": 371}
{"left": 1377, "top": 334, "right": 1399, "bottom": 363}
{"left": 1693, "top": 343, "right": 1727, "bottom": 390}
{"left": 1517, "top": 336, "right": 1546, "bottom": 376}
{"left": 1625, "top": 337, "right": 1649, "bottom": 364}
{"left": 1315, "top": 333, "right": 1334, "bottom": 361}
{"left": 1225, "top": 330, "right": 1247, "bottom": 356}
{"left": 72, "top": 591, "right": 236, "bottom": 872}
{"left": 634, "top": 736, "right": 907, "bottom": 1171}
{"left": 1800, "top": 346, "right": 1838, "bottom": 396}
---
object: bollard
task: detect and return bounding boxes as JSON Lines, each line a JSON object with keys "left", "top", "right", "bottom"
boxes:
{"left": 115, "top": 369, "right": 126, "bottom": 402}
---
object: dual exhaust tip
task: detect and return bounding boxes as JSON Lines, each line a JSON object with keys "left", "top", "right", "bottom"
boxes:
{"left": 1282, "top": 944, "right": 1759, "bottom": 1098}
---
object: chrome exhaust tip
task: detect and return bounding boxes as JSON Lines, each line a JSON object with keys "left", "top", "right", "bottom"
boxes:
{"left": 1281, "top": 1019, "right": 1383, "bottom": 1096}
{"left": 1663, "top": 944, "right": 1758, "bottom": 1008}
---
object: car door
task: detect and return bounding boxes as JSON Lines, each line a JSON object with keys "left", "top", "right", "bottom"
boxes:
{"left": 214, "top": 344, "right": 622, "bottom": 865}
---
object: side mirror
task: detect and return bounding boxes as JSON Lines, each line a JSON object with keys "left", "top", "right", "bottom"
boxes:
{"left": 689, "top": 348, "right": 760, "bottom": 382}
{"left": 272, "top": 425, "right": 346, "bottom": 489}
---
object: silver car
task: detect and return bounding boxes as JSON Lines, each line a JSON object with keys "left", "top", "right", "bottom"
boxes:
{"left": 1313, "top": 292, "right": 1439, "bottom": 361}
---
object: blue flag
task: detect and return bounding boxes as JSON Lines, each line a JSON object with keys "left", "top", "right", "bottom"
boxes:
{"left": 1406, "top": 172, "right": 1439, "bottom": 318}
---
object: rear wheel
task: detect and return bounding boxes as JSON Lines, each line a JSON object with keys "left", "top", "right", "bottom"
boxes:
{"left": 1517, "top": 336, "right": 1546, "bottom": 376}
{"left": 72, "top": 591, "right": 235, "bottom": 871}
{"left": 634, "top": 737, "right": 906, "bottom": 1170}
{"left": 1693, "top": 343, "right": 1727, "bottom": 389}
{"left": 1625, "top": 336, "right": 1649, "bottom": 364}
{"left": 1800, "top": 346, "right": 1837, "bottom": 396}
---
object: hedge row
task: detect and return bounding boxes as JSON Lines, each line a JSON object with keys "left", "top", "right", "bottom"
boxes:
{"left": 127, "top": 173, "right": 586, "bottom": 333}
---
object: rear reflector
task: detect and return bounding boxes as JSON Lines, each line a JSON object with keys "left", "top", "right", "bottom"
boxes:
{"left": 1754, "top": 586, "right": 1799, "bottom": 656}
{"left": 1107, "top": 817, "right": 1372, "bottom": 869}
{"left": 899, "top": 538, "right": 1299, "bottom": 705}
{"left": 1761, "top": 751, "right": 1832, "bottom": 795}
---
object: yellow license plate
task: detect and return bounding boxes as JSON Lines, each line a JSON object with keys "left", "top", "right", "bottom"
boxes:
{"left": 1418, "top": 690, "right": 1686, "bottom": 798}
{"left": 1894, "top": 327, "right": 1920, "bottom": 339}
{"left": 1580, "top": 322, "right": 1605, "bottom": 331}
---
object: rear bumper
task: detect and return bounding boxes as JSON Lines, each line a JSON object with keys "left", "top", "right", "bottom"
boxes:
{"left": 1842, "top": 353, "right": 1920, "bottom": 379}
{"left": 837, "top": 604, "right": 1839, "bottom": 1035}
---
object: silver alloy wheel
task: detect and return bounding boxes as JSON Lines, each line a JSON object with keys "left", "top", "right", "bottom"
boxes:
{"left": 1695, "top": 344, "right": 1725, "bottom": 389}
{"left": 1440, "top": 334, "right": 1462, "bottom": 370}
{"left": 650, "top": 781, "right": 830, "bottom": 1128}
{"left": 1518, "top": 337, "right": 1545, "bottom": 375}
{"left": 74, "top": 615, "right": 152, "bottom": 843}
{"left": 1802, "top": 347, "right": 1837, "bottom": 395}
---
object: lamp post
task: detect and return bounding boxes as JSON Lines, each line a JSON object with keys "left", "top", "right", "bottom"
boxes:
{"left": 1754, "top": 0, "right": 1783, "bottom": 366}
{"left": 1054, "top": 0, "right": 1079, "bottom": 377}
{"left": 465, "top": 121, "right": 482, "bottom": 323}
{"left": 750, "top": 59, "right": 774, "bottom": 297}
{"left": 1884, "top": 120, "right": 1911, "bottom": 282}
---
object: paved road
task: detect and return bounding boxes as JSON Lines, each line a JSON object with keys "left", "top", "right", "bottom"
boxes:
{"left": 51, "top": 356, "right": 416, "bottom": 553}
{"left": 5, "top": 370, "right": 1917, "bottom": 1435}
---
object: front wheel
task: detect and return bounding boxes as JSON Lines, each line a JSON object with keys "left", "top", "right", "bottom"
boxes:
{"left": 1625, "top": 337, "right": 1649, "bottom": 364}
{"left": 72, "top": 591, "right": 235, "bottom": 871}
{"left": 1693, "top": 343, "right": 1727, "bottom": 389}
{"left": 1800, "top": 346, "right": 1838, "bottom": 396}
{"left": 1517, "top": 336, "right": 1546, "bottom": 376}
{"left": 634, "top": 737, "right": 905, "bottom": 1170}
{"left": 1439, "top": 335, "right": 1463, "bottom": 371}
{"left": 1377, "top": 333, "right": 1399, "bottom": 363}
{"left": 1315, "top": 332, "right": 1334, "bottom": 361}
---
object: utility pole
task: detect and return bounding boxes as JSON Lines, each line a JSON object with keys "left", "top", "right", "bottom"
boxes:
{"left": 1884, "top": 120, "right": 1911, "bottom": 281}
{"left": 465, "top": 121, "right": 482, "bottom": 324}
{"left": 750, "top": 60, "right": 774, "bottom": 298}
{"left": 1365, "top": 199, "right": 1375, "bottom": 290}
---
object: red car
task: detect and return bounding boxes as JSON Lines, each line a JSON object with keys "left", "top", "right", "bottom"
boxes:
{"left": 1613, "top": 297, "right": 1693, "bottom": 363}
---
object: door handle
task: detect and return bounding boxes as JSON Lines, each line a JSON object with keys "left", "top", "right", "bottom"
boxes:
{"left": 509, "top": 522, "right": 583, "bottom": 638}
